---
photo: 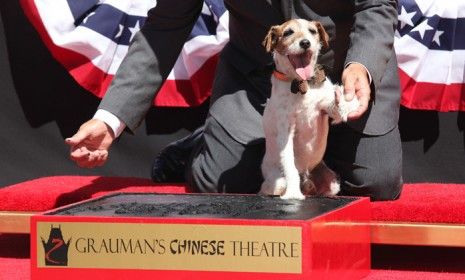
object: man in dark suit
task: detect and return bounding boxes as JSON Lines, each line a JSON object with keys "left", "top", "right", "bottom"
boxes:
{"left": 66, "top": 0, "right": 403, "bottom": 201}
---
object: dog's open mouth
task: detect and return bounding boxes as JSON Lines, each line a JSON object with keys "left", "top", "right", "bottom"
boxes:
{"left": 288, "top": 51, "right": 313, "bottom": 81}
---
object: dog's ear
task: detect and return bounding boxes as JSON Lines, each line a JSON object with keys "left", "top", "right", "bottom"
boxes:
{"left": 315, "top": 22, "right": 329, "bottom": 49}
{"left": 262, "top": 25, "right": 281, "bottom": 53}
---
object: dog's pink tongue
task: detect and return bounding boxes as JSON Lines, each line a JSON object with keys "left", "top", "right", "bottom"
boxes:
{"left": 289, "top": 54, "right": 313, "bottom": 80}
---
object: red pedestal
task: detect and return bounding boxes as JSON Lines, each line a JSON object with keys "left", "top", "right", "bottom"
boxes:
{"left": 31, "top": 193, "right": 370, "bottom": 279}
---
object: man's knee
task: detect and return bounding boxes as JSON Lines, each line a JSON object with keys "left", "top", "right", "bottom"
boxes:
{"left": 341, "top": 164, "right": 403, "bottom": 201}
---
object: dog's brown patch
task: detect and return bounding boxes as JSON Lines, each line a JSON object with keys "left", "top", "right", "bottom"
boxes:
{"left": 272, "top": 20, "right": 302, "bottom": 54}
{"left": 263, "top": 20, "right": 328, "bottom": 53}
{"left": 291, "top": 66, "right": 326, "bottom": 94}
{"left": 309, "top": 65, "right": 327, "bottom": 86}
{"left": 263, "top": 25, "right": 281, "bottom": 53}
{"left": 315, "top": 22, "right": 329, "bottom": 49}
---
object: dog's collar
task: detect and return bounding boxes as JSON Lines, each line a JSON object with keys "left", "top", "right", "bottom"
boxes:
{"left": 272, "top": 70, "right": 292, "bottom": 82}
{"left": 272, "top": 65, "right": 327, "bottom": 94}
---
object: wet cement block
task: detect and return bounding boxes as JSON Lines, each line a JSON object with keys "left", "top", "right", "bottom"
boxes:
{"left": 31, "top": 193, "right": 371, "bottom": 280}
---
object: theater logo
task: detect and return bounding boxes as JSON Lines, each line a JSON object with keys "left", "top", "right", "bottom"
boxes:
{"left": 41, "top": 225, "right": 71, "bottom": 266}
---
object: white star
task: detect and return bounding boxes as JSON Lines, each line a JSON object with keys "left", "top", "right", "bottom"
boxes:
{"left": 398, "top": 6, "right": 416, "bottom": 29}
{"left": 201, "top": 3, "right": 212, "bottom": 16}
{"left": 114, "top": 24, "right": 124, "bottom": 39}
{"left": 82, "top": 12, "right": 96, "bottom": 24}
{"left": 128, "top": 20, "right": 140, "bottom": 42}
{"left": 414, "top": 19, "right": 434, "bottom": 39}
{"left": 432, "top": 30, "right": 444, "bottom": 46}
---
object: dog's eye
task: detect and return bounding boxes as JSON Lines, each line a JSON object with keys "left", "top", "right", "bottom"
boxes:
{"left": 283, "top": 29, "right": 294, "bottom": 37}
{"left": 308, "top": 29, "right": 317, "bottom": 35}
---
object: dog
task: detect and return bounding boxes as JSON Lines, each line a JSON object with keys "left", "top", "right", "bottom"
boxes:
{"left": 260, "top": 19, "right": 360, "bottom": 200}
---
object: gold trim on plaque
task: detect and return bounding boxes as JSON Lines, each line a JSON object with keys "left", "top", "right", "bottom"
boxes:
{"left": 370, "top": 221, "right": 465, "bottom": 247}
{"left": 0, "top": 211, "right": 36, "bottom": 233}
{"left": 308, "top": 221, "right": 465, "bottom": 247}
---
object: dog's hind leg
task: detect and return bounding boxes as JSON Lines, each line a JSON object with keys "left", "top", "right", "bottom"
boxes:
{"left": 311, "top": 161, "right": 340, "bottom": 196}
{"left": 300, "top": 170, "right": 317, "bottom": 195}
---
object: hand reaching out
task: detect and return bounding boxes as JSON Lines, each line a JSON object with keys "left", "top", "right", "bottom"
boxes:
{"left": 65, "top": 119, "right": 115, "bottom": 168}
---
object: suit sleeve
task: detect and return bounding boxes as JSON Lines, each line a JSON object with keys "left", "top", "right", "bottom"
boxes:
{"left": 98, "top": 0, "right": 204, "bottom": 133}
{"left": 344, "top": 0, "right": 397, "bottom": 89}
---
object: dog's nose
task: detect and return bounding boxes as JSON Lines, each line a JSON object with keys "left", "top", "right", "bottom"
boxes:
{"left": 300, "top": 39, "right": 311, "bottom": 50}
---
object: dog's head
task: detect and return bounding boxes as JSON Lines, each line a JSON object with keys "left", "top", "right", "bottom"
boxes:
{"left": 263, "top": 19, "right": 329, "bottom": 81}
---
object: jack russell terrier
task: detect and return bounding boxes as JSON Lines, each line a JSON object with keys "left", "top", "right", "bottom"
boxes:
{"left": 260, "top": 19, "right": 360, "bottom": 200}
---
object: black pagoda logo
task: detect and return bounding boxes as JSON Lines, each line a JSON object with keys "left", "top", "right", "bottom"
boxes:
{"left": 41, "top": 225, "right": 71, "bottom": 266}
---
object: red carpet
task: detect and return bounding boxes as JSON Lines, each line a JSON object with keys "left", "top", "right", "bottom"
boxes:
{"left": 371, "top": 183, "right": 465, "bottom": 223}
{"left": 0, "top": 176, "right": 187, "bottom": 211}
{"left": 2, "top": 176, "right": 465, "bottom": 225}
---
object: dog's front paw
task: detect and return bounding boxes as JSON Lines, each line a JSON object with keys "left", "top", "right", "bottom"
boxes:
{"left": 280, "top": 178, "right": 305, "bottom": 200}
{"left": 280, "top": 183, "right": 306, "bottom": 200}
{"left": 339, "top": 98, "right": 360, "bottom": 122}
{"left": 280, "top": 191, "right": 305, "bottom": 200}
{"left": 259, "top": 178, "right": 287, "bottom": 196}
{"left": 331, "top": 86, "right": 360, "bottom": 123}
{"left": 336, "top": 90, "right": 360, "bottom": 122}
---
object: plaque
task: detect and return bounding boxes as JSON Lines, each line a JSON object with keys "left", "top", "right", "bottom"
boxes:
{"left": 31, "top": 193, "right": 370, "bottom": 279}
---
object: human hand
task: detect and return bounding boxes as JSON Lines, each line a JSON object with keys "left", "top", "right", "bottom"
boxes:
{"left": 65, "top": 119, "right": 115, "bottom": 168}
{"left": 341, "top": 63, "right": 371, "bottom": 120}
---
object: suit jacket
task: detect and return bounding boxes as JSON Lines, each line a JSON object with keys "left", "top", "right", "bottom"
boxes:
{"left": 99, "top": 0, "right": 401, "bottom": 141}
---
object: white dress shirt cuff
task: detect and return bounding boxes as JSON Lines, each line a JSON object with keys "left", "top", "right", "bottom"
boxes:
{"left": 93, "top": 109, "right": 126, "bottom": 138}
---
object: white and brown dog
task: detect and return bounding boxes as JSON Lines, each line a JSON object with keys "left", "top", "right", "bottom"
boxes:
{"left": 260, "top": 19, "right": 359, "bottom": 200}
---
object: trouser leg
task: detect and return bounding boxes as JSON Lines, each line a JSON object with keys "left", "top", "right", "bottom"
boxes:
{"left": 151, "top": 126, "right": 204, "bottom": 183}
{"left": 186, "top": 116, "right": 265, "bottom": 194}
{"left": 185, "top": 53, "right": 271, "bottom": 194}
{"left": 324, "top": 124, "right": 403, "bottom": 201}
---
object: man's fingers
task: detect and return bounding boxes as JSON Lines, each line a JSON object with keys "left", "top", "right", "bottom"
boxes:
{"left": 347, "top": 92, "right": 370, "bottom": 120}
{"left": 343, "top": 75, "right": 356, "bottom": 101}
{"left": 65, "top": 129, "right": 91, "bottom": 146}
{"left": 89, "top": 150, "right": 108, "bottom": 166}
{"left": 71, "top": 149, "right": 108, "bottom": 168}
{"left": 72, "top": 148, "right": 95, "bottom": 168}
{"left": 358, "top": 86, "right": 371, "bottom": 110}
{"left": 87, "top": 151, "right": 108, "bottom": 168}
{"left": 347, "top": 108, "right": 363, "bottom": 120}
{"left": 70, "top": 147, "right": 90, "bottom": 160}
{"left": 334, "top": 86, "right": 342, "bottom": 104}
{"left": 95, "top": 153, "right": 109, "bottom": 167}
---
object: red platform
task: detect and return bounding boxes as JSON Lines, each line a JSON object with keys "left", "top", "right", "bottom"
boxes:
{"left": 30, "top": 193, "right": 371, "bottom": 280}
